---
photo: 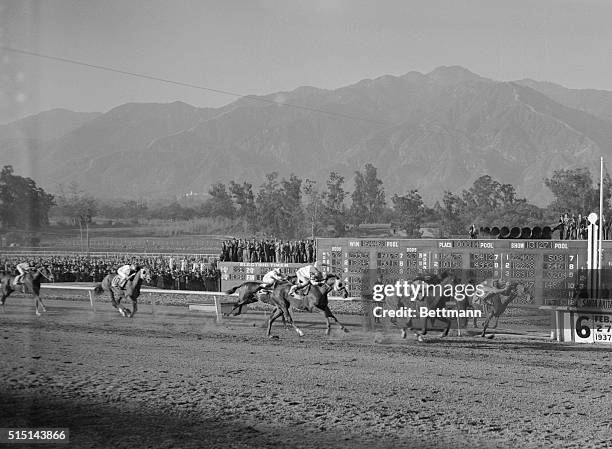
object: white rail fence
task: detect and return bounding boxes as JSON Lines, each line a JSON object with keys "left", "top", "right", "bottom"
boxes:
{"left": 40, "top": 284, "right": 358, "bottom": 323}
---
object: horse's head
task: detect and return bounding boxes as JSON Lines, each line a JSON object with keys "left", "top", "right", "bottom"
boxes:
{"left": 37, "top": 266, "right": 54, "bottom": 282}
{"left": 438, "top": 270, "right": 459, "bottom": 286}
{"left": 324, "top": 274, "right": 349, "bottom": 298}
{"left": 508, "top": 282, "right": 531, "bottom": 302}
{"left": 139, "top": 267, "right": 152, "bottom": 284}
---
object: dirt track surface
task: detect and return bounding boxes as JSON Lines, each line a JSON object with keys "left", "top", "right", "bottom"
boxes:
{"left": 1, "top": 298, "right": 611, "bottom": 449}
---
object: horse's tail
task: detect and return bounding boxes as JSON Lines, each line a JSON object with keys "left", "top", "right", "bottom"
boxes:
{"left": 94, "top": 284, "right": 104, "bottom": 295}
{"left": 224, "top": 284, "right": 242, "bottom": 295}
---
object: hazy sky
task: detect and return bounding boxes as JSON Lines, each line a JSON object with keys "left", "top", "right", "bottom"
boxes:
{"left": 2, "top": 0, "right": 612, "bottom": 122}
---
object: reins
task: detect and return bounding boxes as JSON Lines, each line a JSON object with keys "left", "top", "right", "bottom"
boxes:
{"left": 36, "top": 268, "right": 54, "bottom": 282}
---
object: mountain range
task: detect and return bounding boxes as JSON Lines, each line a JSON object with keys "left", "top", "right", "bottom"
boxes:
{"left": 2, "top": 66, "right": 611, "bottom": 206}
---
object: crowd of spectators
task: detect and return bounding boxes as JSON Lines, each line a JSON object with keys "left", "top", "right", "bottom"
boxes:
{"left": 469, "top": 213, "right": 612, "bottom": 240}
{"left": 0, "top": 255, "right": 221, "bottom": 291}
{"left": 220, "top": 238, "right": 315, "bottom": 263}
{"left": 553, "top": 213, "right": 611, "bottom": 240}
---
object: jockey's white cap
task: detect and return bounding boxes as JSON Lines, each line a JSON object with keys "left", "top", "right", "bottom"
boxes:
{"left": 313, "top": 261, "right": 320, "bottom": 269}
{"left": 274, "top": 267, "right": 281, "bottom": 274}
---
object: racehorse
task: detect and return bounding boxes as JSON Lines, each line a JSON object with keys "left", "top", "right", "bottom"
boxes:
{"left": 384, "top": 271, "right": 459, "bottom": 341}
{"left": 266, "top": 274, "right": 349, "bottom": 338}
{"left": 93, "top": 267, "right": 152, "bottom": 318}
{"left": 223, "top": 275, "right": 298, "bottom": 317}
{"left": 474, "top": 280, "right": 531, "bottom": 338}
{"left": 0, "top": 266, "right": 54, "bottom": 316}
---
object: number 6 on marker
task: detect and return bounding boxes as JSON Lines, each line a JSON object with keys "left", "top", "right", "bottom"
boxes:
{"left": 575, "top": 315, "right": 591, "bottom": 339}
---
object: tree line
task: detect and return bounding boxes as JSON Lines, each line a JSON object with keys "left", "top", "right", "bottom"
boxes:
{"left": 1, "top": 164, "right": 610, "bottom": 239}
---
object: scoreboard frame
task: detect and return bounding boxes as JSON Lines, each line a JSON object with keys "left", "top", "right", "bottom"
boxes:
{"left": 315, "top": 237, "right": 607, "bottom": 306}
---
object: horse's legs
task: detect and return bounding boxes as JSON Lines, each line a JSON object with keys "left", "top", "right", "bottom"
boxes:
{"left": 480, "top": 312, "right": 494, "bottom": 337}
{"left": 33, "top": 295, "right": 47, "bottom": 316}
{"left": 321, "top": 306, "right": 348, "bottom": 335}
{"left": 491, "top": 314, "right": 500, "bottom": 329}
{"left": 226, "top": 295, "right": 255, "bottom": 317}
{"left": 421, "top": 316, "right": 429, "bottom": 337}
{"left": 33, "top": 287, "right": 47, "bottom": 314}
{"left": 226, "top": 302, "right": 245, "bottom": 317}
{"left": 280, "top": 311, "right": 288, "bottom": 329}
{"left": 414, "top": 314, "right": 430, "bottom": 342}
{"left": 278, "top": 302, "right": 303, "bottom": 336}
{"left": 266, "top": 307, "right": 284, "bottom": 337}
{"left": 108, "top": 290, "right": 126, "bottom": 316}
{"left": 130, "top": 298, "right": 137, "bottom": 317}
{"left": 38, "top": 296, "right": 47, "bottom": 312}
{"left": 440, "top": 317, "right": 451, "bottom": 337}
{"left": 1, "top": 291, "right": 8, "bottom": 313}
{"left": 400, "top": 317, "right": 414, "bottom": 339}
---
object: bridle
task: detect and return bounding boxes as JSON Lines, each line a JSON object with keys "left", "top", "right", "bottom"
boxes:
{"left": 326, "top": 275, "right": 349, "bottom": 297}
{"left": 36, "top": 267, "right": 54, "bottom": 282}
{"left": 140, "top": 267, "right": 152, "bottom": 283}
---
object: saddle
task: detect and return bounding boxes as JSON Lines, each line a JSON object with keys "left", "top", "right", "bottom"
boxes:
{"left": 12, "top": 276, "right": 24, "bottom": 288}
{"left": 111, "top": 275, "right": 127, "bottom": 289}
{"left": 291, "top": 283, "right": 312, "bottom": 297}
{"left": 256, "top": 290, "right": 271, "bottom": 301}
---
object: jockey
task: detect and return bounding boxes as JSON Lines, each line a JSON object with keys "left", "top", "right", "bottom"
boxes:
{"left": 289, "top": 261, "right": 323, "bottom": 297}
{"left": 260, "top": 267, "right": 285, "bottom": 292}
{"left": 117, "top": 263, "right": 137, "bottom": 288}
{"left": 15, "top": 261, "right": 34, "bottom": 285}
{"left": 476, "top": 278, "right": 508, "bottom": 303}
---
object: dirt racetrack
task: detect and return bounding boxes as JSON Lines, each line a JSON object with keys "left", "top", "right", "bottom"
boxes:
{"left": 1, "top": 296, "right": 611, "bottom": 449}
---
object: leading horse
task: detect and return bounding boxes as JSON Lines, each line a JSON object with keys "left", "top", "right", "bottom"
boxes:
{"left": 474, "top": 279, "right": 531, "bottom": 337}
{"left": 93, "top": 267, "right": 152, "bottom": 318}
{"left": 266, "top": 274, "right": 349, "bottom": 338}
{"left": 0, "top": 266, "right": 55, "bottom": 316}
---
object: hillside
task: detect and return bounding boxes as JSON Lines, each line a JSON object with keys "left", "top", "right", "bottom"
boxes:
{"left": 2, "top": 67, "right": 611, "bottom": 205}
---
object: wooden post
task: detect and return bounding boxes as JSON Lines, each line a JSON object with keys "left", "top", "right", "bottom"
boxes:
{"left": 456, "top": 306, "right": 462, "bottom": 337}
{"left": 88, "top": 290, "right": 95, "bottom": 311}
{"left": 213, "top": 295, "right": 223, "bottom": 324}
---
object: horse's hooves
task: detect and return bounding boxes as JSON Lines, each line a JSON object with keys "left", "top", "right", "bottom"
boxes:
{"left": 401, "top": 330, "right": 407, "bottom": 339}
{"left": 269, "top": 335, "right": 279, "bottom": 340}
{"left": 416, "top": 334, "right": 424, "bottom": 342}
{"left": 486, "top": 334, "right": 495, "bottom": 339}
{"left": 342, "top": 328, "right": 349, "bottom": 333}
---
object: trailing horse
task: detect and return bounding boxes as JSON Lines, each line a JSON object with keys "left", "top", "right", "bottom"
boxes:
{"left": 475, "top": 280, "right": 531, "bottom": 337}
{"left": 93, "top": 267, "right": 152, "bottom": 318}
{"left": 0, "top": 267, "right": 54, "bottom": 316}
{"left": 223, "top": 275, "right": 298, "bottom": 317}
{"left": 265, "top": 274, "right": 349, "bottom": 338}
{"left": 383, "top": 271, "right": 459, "bottom": 341}
{"left": 224, "top": 282, "right": 273, "bottom": 316}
